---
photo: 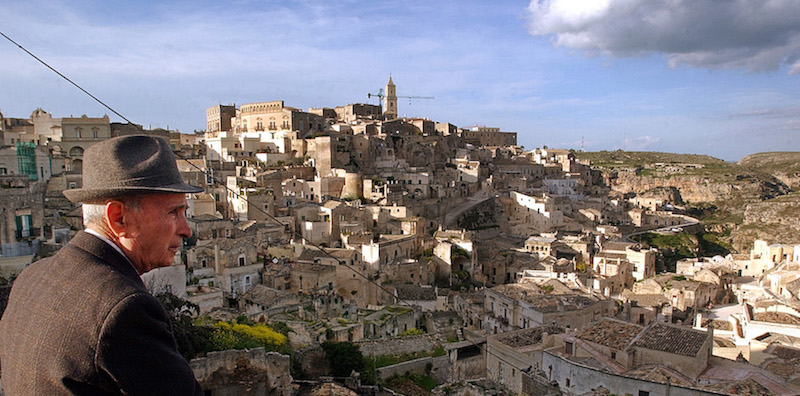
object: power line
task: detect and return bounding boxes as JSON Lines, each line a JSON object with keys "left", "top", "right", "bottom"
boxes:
{"left": 3, "top": 31, "right": 492, "bottom": 368}
{"left": 0, "top": 31, "right": 134, "bottom": 124}
{"left": 0, "top": 30, "right": 418, "bottom": 309}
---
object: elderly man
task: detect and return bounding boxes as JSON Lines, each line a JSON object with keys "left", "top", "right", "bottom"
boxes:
{"left": 0, "top": 135, "right": 204, "bottom": 395}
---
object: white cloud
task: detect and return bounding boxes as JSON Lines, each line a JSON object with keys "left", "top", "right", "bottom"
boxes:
{"left": 781, "top": 120, "right": 800, "bottom": 131}
{"left": 622, "top": 135, "right": 661, "bottom": 150}
{"left": 526, "top": 0, "right": 800, "bottom": 74}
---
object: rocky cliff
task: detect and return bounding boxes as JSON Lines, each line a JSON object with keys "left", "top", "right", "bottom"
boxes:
{"left": 738, "top": 152, "right": 800, "bottom": 190}
{"left": 734, "top": 193, "right": 800, "bottom": 251}
{"left": 579, "top": 151, "right": 798, "bottom": 253}
{"left": 605, "top": 169, "right": 788, "bottom": 206}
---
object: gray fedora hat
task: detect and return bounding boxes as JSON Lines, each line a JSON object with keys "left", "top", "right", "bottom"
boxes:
{"left": 63, "top": 134, "right": 203, "bottom": 203}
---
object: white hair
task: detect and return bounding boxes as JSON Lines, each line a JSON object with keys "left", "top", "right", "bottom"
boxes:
{"left": 81, "top": 196, "right": 142, "bottom": 227}
{"left": 82, "top": 203, "right": 107, "bottom": 227}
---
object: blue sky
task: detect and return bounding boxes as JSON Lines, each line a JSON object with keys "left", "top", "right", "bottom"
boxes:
{"left": 1, "top": 0, "right": 800, "bottom": 160}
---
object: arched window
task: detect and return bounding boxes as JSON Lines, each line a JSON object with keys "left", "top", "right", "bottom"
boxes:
{"left": 69, "top": 146, "right": 84, "bottom": 157}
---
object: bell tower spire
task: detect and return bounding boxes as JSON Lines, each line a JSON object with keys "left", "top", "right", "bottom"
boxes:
{"left": 383, "top": 75, "right": 397, "bottom": 119}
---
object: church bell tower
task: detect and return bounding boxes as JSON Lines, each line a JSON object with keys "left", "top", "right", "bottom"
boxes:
{"left": 383, "top": 76, "right": 397, "bottom": 120}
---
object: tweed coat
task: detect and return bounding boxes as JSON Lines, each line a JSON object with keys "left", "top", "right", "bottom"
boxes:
{"left": 0, "top": 231, "right": 203, "bottom": 395}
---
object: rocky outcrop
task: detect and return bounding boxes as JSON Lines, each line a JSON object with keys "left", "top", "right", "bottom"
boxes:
{"left": 191, "top": 348, "right": 292, "bottom": 395}
{"left": 731, "top": 193, "right": 800, "bottom": 252}
{"left": 606, "top": 170, "right": 789, "bottom": 204}
{"left": 738, "top": 152, "right": 800, "bottom": 190}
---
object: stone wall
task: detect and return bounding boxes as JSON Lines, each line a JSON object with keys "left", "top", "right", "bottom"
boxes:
{"left": 522, "top": 371, "right": 561, "bottom": 396}
{"left": 451, "top": 351, "right": 485, "bottom": 382}
{"left": 375, "top": 355, "right": 449, "bottom": 383}
{"left": 542, "top": 349, "right": 727, "bottom": 396}
{"left": 294, "top": 345, "right": 330, "bottom": 379}
{"left": 358, "top": 334, "right": 439, "bottom": 357}
{"left": 190, "top": 348, "right": 292, "bottom": 396}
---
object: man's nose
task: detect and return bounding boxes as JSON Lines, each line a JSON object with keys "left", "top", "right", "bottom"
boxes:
{"left": 178, "top": 213, "right": 192, "bottom": 239}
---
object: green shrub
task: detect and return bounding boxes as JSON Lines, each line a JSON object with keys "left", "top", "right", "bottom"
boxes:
{"left": 398, "top": 328, "right": 425, "bottom": 337}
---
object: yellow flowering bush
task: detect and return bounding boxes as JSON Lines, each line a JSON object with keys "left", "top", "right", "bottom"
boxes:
{"left": 210, "top": 321, "right": 287, "bottom": 351}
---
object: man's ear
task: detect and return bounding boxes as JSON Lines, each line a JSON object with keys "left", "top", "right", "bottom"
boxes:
{"left": 105, "top": 200, "right": 127, "bottom": 238}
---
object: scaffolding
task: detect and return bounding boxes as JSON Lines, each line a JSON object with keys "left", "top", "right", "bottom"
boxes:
{"left": 16, "top": 142, "right": 37, "bottom": 180}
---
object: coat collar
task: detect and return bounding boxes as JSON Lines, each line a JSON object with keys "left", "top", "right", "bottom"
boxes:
{"left": 69, "top": 231, "right": 145, "bottom": 288}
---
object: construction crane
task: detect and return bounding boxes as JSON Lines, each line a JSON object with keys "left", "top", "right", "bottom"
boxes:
{"left": 367, "top": 88, "right": 434, "bottom": 104}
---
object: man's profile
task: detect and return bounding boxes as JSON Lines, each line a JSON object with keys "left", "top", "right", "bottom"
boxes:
{"left": 0, "top": 135, "right": 204, "bottom": 395}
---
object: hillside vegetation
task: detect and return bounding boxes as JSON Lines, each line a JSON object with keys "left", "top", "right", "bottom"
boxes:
{"left": 576, "top": 150, "right": 728, "bottom": 168}
{"left": 577, "top": 150, "right": 800, "bottom": 252}
{"left": 738, "top": 152, "right": 800, "bottom": 190}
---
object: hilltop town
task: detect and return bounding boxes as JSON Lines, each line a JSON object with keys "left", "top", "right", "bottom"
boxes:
{"left": 2, "top": 78, "right": 800, "bottom": 396}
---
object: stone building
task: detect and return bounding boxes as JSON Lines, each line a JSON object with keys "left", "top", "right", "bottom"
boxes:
{"left": 291, "top": 260, "right": 336, "bottom": 293}
{"left": 230, "top": 100, "right": 325, "bottom": 138}
{"left": 206, "top": 104, "right": 236, "bottom": 133}
{"left": 460, "top": 126, "right": 517, "bottom": 147}
{"left": 382, "top": 76, "right": 398, "bottom": 119}
{"left": 332, "top": 103, "right": 382, "bottom": 123}
{"left": 633, "top": 274, "right": 717, "bottom": 312}
{"left": 362, "top": 233, "right": 420, "bottom": 272}
{"left": 508, "top": 191, "right": 564, "bottom": 234}
{"left": 538, "top": 319, "right": 724, "bottom": 395}
{"left": 486, "top": 325, "right": 564, "bottom": 395}
{"left": 596, "top": 241, "right": 656, "bottom": 282}
{"left": 187, "top": 238, "right": 261, "bottom": 298}
{"left": 393, "top": 284, "right": 438, "bottom": 312}
{"left": 0, "top": 175, "right": 46, "bottom": 258}
{"left": 484, "top": 283, "right": 616, "bottom": 334}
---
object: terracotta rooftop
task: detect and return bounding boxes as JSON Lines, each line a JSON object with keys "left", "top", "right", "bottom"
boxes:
{"left": 540, "top": 279, "right": 575, "bottom": 294}
{"left": 601, "top": 241, "right": 634, "bottom": 252}
{"left": 632, "top": 323, "right": 708, "bottom": 356}
{"left": 770, "top": 344, "right": 800, "bottom": 361}
{"left": 494, "top": 325, "right": 564, "bottom": 349}
{"left": 621, "top": 292, "right": 668, "bottom": 307}
{"left": 578, "top": 319, "right": 642, "bottom": 351}
{"left": 240, "top": 284, "right": 297, "bottom": 307}
{"left": 701, "top": 378, "right": 773, "bottom": 396}
{"left": 763, "top": 359, "right": 796, "bottom": 378}
{"left": 624, "top": 365, "right": 694, "bottom": 387}
{"left": 701, "top": 318, "right": 733, "bottom": 331}
{"left": 755, "top": 332, "right": 800, "bottom": 348}
{"left": 490, "top": 284, "right": 600, "bottom": 312}
{"left": 753, "top": 311, "right": 800, "bottom": 325}
{"left": 394, "top": 284, "right": 436, "bottom": 301}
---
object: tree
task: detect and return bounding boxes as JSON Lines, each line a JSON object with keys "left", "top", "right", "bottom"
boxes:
{"left": 155, "top": 292, "right": 212, "bottom": 360}
{"left": 321, "top": 341, "right": 365, "bottom": 378}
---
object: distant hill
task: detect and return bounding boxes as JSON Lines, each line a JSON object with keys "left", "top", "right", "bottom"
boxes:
{"left": 738, "top": 151, "right": 800, "bottom": 169}
{"left": 738, "top": 152, "right": 800, "bottom": 190}
{"left": 575, "top": 150, "right": 728, "bottom": 169}
{"left": 576, "top": 150, "right": 798, "bottom": 252}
